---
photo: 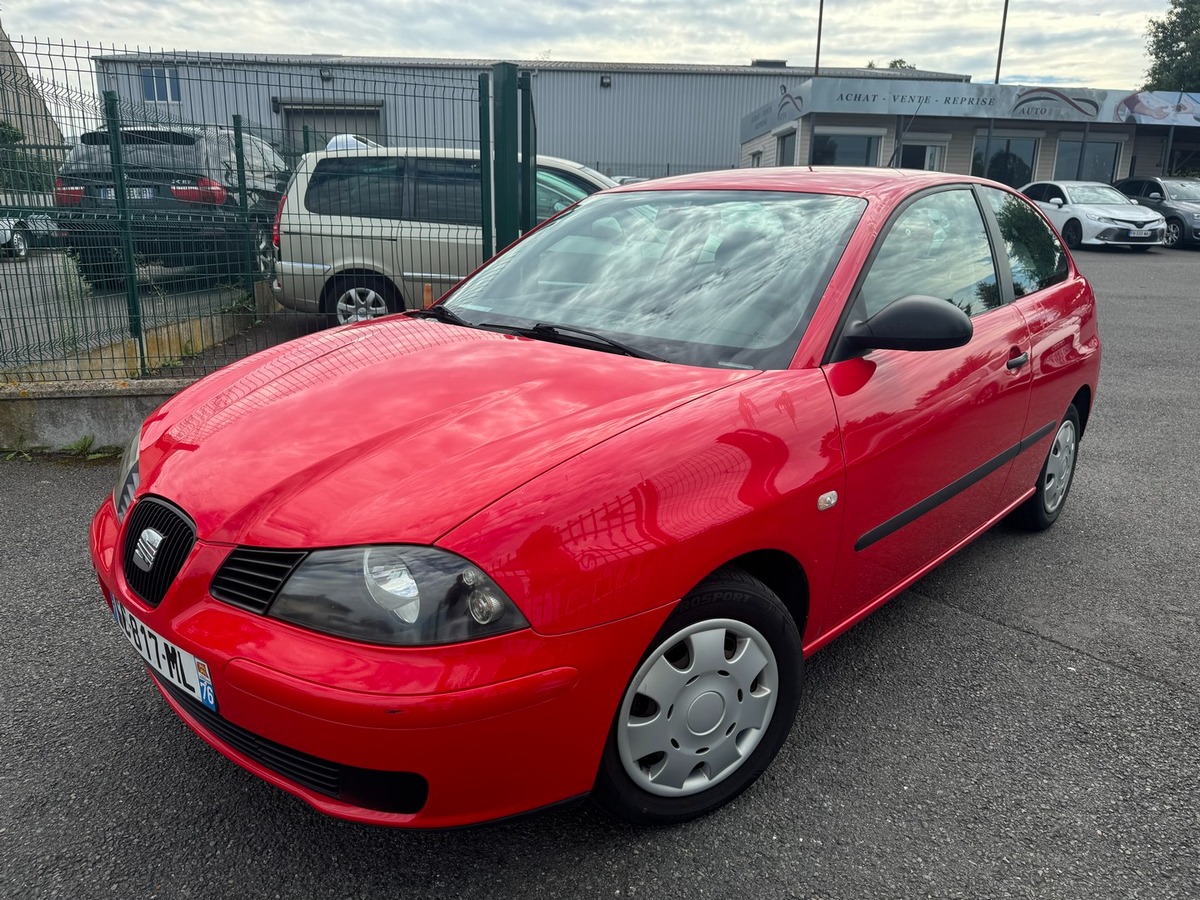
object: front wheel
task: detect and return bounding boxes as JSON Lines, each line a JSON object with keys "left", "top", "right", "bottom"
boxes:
{"left": 7, "top": 227, "right": 29, "bottom": 260}
{"left": 1061, "top": 219, "right": 1083, "bottom": 250}
{"left": 1163, "top": 218, "right": 1183, "bottom": 248}
{"left": 592, "top": 568, "right": 803, "bottom": 825}
{"left": 1013, "top": 404, "right": 1080, "bottom": 531}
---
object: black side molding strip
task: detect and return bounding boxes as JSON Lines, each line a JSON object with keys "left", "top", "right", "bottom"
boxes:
{"left": 855, "top": 419, "right": 1058, "bottom": 552}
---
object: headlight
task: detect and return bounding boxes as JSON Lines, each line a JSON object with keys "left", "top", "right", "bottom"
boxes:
{"left": 1190, "top": 213, "right": 1200, "bottom": 222}
{"left": 1085, "top": 213, "right": 1116, "bottom": 224}
{"left": 269, "top": 545, "right": 530, "bottom": 646}
{"left": 112, "top": 430, "right": 141, "bottom": 522}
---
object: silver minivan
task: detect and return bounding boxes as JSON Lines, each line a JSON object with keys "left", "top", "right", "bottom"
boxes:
{"left": 271, "top": 147, "right": 616, "bottom": 325}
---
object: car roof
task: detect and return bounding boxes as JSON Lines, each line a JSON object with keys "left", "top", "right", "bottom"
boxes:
{"left": 604, "top": 167, "right": 1002, "bottom": 203}
{"left": 305, "top": 146, "right": 589, "bottom": 170}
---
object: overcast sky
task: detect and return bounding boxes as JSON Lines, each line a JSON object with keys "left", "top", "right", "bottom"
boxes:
{"left": 2, "top": 1, "right": 1170, "bottom": 89}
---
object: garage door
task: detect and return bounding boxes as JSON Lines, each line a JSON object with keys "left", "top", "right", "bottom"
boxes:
{"left": 284, "top": 105, "right": 383, "bottom": 152}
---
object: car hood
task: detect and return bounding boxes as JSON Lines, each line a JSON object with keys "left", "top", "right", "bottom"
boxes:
{"left": 1167, "top": 199, "right": 1200, "bottom": 213}
{"left": 1078, "top": 203, "right": 1164, "bottom": 223}
{"left": 140, "top": 317, "right": 757, "bottom": 547}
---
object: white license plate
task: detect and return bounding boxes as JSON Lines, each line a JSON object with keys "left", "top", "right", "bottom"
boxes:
{"left": 99, "top": 187, "right": 155, "bottom": 200}
{"left": 112, "top": 597, "right": 217, "bottom": 711}
{"left": 1128, "top": 229, "right": 1151, "bottom": 237}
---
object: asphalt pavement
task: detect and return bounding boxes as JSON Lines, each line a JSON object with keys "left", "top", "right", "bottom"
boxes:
{"left": 2, "top": 246, "right": 1198, "bottom": 899}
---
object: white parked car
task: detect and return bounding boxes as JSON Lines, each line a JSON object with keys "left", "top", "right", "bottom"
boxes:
{"left": 1020, "top": 180, "right": 1166, "bottom": 251}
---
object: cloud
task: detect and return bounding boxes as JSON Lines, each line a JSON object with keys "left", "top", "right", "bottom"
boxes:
{"left": 2, "top": 0, "right": 1169, "bottom": 88}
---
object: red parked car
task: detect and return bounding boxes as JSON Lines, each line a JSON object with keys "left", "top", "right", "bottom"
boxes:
{"left": 90, "top": 168, "right": 1100, "bottom": 828}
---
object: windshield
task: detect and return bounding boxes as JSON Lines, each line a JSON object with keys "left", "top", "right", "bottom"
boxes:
{"left": 442, "top": 189, "right": 866, "bottom": 369}
{"left": 1066, "top": 184, "right": 1130, "bottom": 205}
{"left": 1162, "top": 180, "right": 1200, "bottom": 201}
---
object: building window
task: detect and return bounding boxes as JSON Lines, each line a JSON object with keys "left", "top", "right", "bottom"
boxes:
{"left": 1053, "top": 139, "right": 1120, "bottom": 183}
{"left": 812, "top": 129, "right": 884, "bottom": 166}
{"left": 972, "top": 135, "right": 1038, "bottom": 187}
{"left": 750, "top": 151, "right": 763, "bottom": 168}
{"left": 775, "top": 132, "right": 796, "bottom": 166}
{"left": 140, "top": 66, "right": 181, "bottom": 103}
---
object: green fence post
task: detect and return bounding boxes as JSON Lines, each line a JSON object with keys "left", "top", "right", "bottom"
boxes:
{"left": 518, "top": 71, "right": 537, "bottom": 235}
{"left": 102, "top": 90, "right": 145, "bottom": 374}
{"left": 232, "top": 115, "right": 255, "bottom": 297}
{"left": 478, "top": 73, "right": 494, "bottom": 261}
{"left": 492, "top": 63, "right": 519, "bottom": 251}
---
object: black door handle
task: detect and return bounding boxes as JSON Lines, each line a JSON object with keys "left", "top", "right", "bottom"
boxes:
{"left": 1006, "top": 352, "right": 1030, "bottom": 370}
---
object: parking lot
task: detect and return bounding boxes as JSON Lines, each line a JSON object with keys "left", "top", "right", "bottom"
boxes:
{"left": 2, "top": 246, "right": 1197, "bottom": 900}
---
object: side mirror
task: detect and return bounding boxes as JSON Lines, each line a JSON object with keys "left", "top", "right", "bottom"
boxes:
{"left": 1129, "top": 197, "right": 1140, "bottom": 204}
{"left": 841, "top": 294, "right": 973, "bottom": 354}
{"left": 1148, "top": 192, "right": 1163, "bottom": 201}
{"left": 1048, "top": 197, "right": 1064, "bottom": 208}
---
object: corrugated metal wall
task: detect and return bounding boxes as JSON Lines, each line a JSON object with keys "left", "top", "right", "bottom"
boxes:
{"left": 94, "top": 58, "right": 805, "bottom": 176}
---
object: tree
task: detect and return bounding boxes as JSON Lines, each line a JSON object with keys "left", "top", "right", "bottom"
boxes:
{"left": 866, "top": 58, "right": 918, "bottom": 70}
{"left": 1145, "top": 0, "right": 1200, "bottom": 91}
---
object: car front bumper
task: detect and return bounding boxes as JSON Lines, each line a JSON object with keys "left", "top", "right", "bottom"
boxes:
{"left": 90, "top": 498, "right": 672, "bottom": 827}
{"left": 1081, "top": 222, "right": 1166, "bottom": 246}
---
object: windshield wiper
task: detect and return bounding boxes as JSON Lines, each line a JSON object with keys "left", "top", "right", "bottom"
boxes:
{"left": 406, "top": 305, "right": 472, "bottom": 327}
{"left": 525, "top": 322, "right": 667, "bottom": 362}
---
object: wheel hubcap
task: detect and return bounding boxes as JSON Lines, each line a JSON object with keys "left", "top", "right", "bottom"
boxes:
{"left": 336, "top": 287, "right": 388, "bottom": 324}
{"left": 616, "top": 618, "right": 778, "bottom": 797}
{"left": 1043, "top": 419, "right": 1077, "bottom": 514}
{"left": 1166, "top": 223, "right": 1181, "bottom": 247}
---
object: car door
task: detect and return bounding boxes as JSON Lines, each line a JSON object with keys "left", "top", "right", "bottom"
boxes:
{"left": 977, "top": 186, "right": 1097, "bottom": 509}
{"left": 821, "top": 186, "right": 1033, "bottom": 621}
{"left": 400, "top": 157, "right": 485, "bottom": 302}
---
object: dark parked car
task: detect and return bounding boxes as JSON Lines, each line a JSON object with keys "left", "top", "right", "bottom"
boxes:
{"left": 55, "top": 126, "right": 288, "bottom": 285}
{"left": 1113, "top": 176, "right": 1200, "bottom": 248}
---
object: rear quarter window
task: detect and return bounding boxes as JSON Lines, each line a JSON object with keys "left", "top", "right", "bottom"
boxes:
{"left": 304, "top": 156, "right": 405, "bottom": 218}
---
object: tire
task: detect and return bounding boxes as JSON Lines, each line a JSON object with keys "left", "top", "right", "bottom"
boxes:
{"left": 75, "top": 242, "right": 126, "bottom": 291}
{"left": 1061, "top": 219, "right": 1082, "bottom": 250}
{"left": 7, "top": 227, "right": 29, "bottom": 260}
{"left": 323, "top": 275, "right": 401, "bottom": 326}
{"left": 1163, "top": 218, "right": 1183, "bottom": 249}
{"left": 1013, "top": 403, "right": 1081, "bottom": 531}
{"left": 592, "top": 568, "right": 803, "bottom": 826}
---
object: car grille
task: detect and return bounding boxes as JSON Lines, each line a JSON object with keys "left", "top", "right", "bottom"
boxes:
{"left": 122, "top": 497, "right": 196, "bottom": 607}
{"left": 210, "top": 548, "right": 307, "bottom": 614}
{"left": 153, "top": 675, "right": 429, "bottom": 814}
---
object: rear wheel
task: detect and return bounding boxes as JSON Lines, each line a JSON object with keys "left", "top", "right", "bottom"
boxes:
{"left": 593, "top": 568, "right": 803, "bottom": 825}
{"left": 324, "top": 275, "right": 401, "bottom": 326}
{"left": 1061, "top": 219, "right": 1082, "bottom": 250}
{"left": 1013, "top": 404, "right": 1080, "bottom": 531}
{"left": 75, "top": 241, "right": 125, "bottom": 290}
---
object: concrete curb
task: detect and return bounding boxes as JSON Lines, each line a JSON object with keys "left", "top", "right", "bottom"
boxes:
{"left": 0, "top": 378, "right": 195, "bottom": 450}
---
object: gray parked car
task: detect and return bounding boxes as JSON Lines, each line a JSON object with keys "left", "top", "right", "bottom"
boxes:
{"left": 1113, "top": 176, "right": 1200, "bottom": 248}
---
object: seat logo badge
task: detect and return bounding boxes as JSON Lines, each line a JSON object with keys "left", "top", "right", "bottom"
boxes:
{"left": 133, "top": 528, "right": 164, "bottom": 572}
{"left": 817, "top": 491, "right": 839, "bottom": 511}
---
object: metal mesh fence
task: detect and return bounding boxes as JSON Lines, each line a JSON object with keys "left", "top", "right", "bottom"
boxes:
{"left": 1, "top": 37, "right": 493, "bottom": 382}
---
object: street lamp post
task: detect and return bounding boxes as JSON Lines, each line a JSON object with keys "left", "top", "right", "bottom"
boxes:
{"left": 981, "top": 0, "right": 1011, "bottom": 181}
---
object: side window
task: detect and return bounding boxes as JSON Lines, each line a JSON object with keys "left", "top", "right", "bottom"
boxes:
{"left": 1044, "top": 184, "right": 1067, "bottom": 204}
{"left": 535, "top": 169, "right": 587, "bottom": 223}
{"left": 858, "top": 189, "right": 1000, "bottom": 319}
{"left": 980, "top": 187, "right": 1069, "bottom": 298}
{"left": 304, "top": 156, "right": 405, "bottom": 218}
{"left": 1147, "top": 180, "right": 1165, "bottom": 199}
{"left": 1023, "top": 183, "right": 1046, "bottom": 202}
{"left": 1117, "top": 179, "right": 1143, "bottom": 198}
{"left": 412, "top": 158, "right": 482, "bottom": 226}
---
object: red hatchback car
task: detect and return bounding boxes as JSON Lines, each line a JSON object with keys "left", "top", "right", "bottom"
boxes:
{"left": 91, "top": 169, "right": 1100, "bottom": 828}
